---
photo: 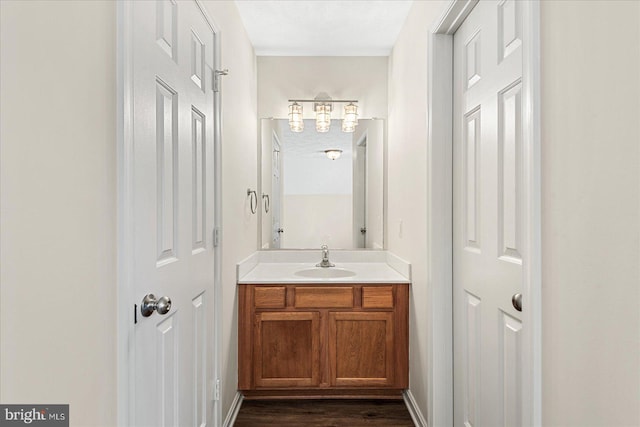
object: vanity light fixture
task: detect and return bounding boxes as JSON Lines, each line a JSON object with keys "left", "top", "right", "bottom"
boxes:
{"left": 324, "top": 149, "right": 343, "bottom": 160}
{"left": 287, "top": 95, "right": 358, "bottom": 134}
{"left": 288, "top": 102, "right": 304, "bottom": 132}
{"left": 342, "top": 102, "right": 358, "bottom": 132}
{"left": 315, "top": 104, "right": 332, "bottom": 133}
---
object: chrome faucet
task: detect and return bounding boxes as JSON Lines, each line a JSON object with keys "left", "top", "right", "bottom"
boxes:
{"left": 316, "top": 244, "right": 335, "bottom": 268}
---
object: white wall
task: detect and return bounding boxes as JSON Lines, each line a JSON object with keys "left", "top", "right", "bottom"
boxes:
{"left": 282, "top": 195, "right": 352, "bottom": 249}
{"left": 200, "top": 1, "right": 258, "bottom": 420}
{"left": 0, "top": 1, "right": 117, "bottom": 425}
{"left": 283, "top": 153, "right": 352, "bottom": 196}
{"left": 540, "top": 1, "right": 640, "bottom": 425}
{"left": 258, "top": 56, "right": 388, "bottom": 119}
{"left": 387, "top": 1, "right": 449, "bottom": 423}
{"left": 281, "top": 143, "right": 352, "bottom": 248}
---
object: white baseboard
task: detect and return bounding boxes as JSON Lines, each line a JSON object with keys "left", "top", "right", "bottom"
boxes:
{"left": 403, "top": 389, "right": 428, "bottom": 427}
{"left": 222, "top": 392, "right": 243, "bottom": 427}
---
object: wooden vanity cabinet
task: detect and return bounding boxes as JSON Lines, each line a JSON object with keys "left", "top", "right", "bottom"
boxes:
{"left": 238, "top": 283, "right": 409, "bottom": 398}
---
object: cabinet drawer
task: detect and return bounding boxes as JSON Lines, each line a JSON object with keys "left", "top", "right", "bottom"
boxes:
{"left": 362, "top": 286, "right": 394, "bottom": 309}
{"left": 295, "top": 287, "right": 353, "bottom": 308}
{"left": 255, "top": 286, "right": 286, "bottom": 308}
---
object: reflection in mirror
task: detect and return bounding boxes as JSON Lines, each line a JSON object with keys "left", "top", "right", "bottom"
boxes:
{"left": 260, "top": 118, "right": 384, "bottom": 249}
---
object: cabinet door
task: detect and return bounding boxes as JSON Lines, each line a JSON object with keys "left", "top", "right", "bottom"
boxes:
{"left": 254, "top": 311, "right": 320, "bottom": 388}
{"left": 328, "top": 311, "right": 394, "bottom": 387}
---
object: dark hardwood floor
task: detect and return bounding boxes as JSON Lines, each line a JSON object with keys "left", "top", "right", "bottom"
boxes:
{"left": 233, "top": 399, "right": 415, "bottom": 426}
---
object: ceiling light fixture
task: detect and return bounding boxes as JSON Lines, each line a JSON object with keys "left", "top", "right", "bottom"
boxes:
{"left": 324, "top": 149, "right": 343, "bottom": 160}
{"left": 287, "top": 95, "right": 358, "bottom": 134}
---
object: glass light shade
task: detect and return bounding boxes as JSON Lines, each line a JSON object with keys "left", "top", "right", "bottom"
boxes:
{"left": 342, "top": 120, "right": 356, "bottom": 132}
{"left": 315, "top": 104, "right": 331, "bottom": 133}
{"left": 324, "top": 149, "right": 342, "bottom": 160}
{"left": 342, "top": 103, "right": 358, "bottom": 132}
{"left": 288, "top": 102, "right": 304, "bottom": 132}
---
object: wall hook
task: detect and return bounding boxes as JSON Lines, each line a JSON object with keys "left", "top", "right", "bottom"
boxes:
{"left": 247, "top": 189, "right": 258, "bottom": 214}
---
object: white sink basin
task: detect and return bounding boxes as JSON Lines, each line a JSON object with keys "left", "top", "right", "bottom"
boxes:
{"left": 294, "top": 267, "right": 357, "bottom": 279}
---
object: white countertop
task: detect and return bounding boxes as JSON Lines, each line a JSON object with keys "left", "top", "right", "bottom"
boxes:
{"left": 236, "top": 250, "right": 411, "bottom": 284}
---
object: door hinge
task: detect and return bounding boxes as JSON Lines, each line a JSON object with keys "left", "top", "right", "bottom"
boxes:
{"left": 213, "top": 69, "right": 228, "bottom": 93}
{"left": 213, "top": 227, "right": 220, "bottom": 247}
{"left": 214, "top": 378, "right": 220, "bottom": 401}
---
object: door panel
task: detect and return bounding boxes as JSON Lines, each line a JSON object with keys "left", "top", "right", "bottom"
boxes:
{"left": 155, "top": 78, "right": 178, "bottom": 264}
{"left": 454, "top": 1, "right": 524, "bottom": 426}
{"left": 498, "top": 81, "right": 523, "bottom": 263}
{"left": 157, "top": 315, "right": 178, "bottom": 426}
{"left": 498, "top": 0, "right": 521, "bottom": 60}
{"left": 500, "top": 312, "right": 522, "bottom": 427}
{"left": 463, "top": 292, "right": 480, "bottom": 427}
{"left": 192, "top": 293, "right": 207, "bottom": 427}
{"left": 192, "top": 108, "right": 207, "bottom": 252}
{"left": 463, "top": 107, "right": 481, "bottom": 252}
{"left": 132, "top": 1, "right": 216, "bottom": 425}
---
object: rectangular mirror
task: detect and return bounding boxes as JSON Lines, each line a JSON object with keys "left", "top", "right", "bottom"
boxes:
{"left": 259, "top": 118, "right": 385, "bottom": 249}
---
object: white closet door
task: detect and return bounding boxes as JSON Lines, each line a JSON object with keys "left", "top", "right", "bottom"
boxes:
{"left": 453, "top": 1, "right": 524, "bottom": 426}
{"left": 131, "top": 1, "right": 216, "bottom": 425}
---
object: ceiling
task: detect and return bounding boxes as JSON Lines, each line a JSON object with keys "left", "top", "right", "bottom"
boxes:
{"left": 234, "top": 1, "right": 414, "bottom": 56}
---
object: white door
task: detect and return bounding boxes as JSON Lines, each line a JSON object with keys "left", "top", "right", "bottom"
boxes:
{"left": 353, "top": 139, "right": 366, "bottom": 248}
{"left": 131, "top": 0, "right": 216, "bottom": 425}
{"left": 365, "top": 120, "right": 384, "bottom": 249}
{"left": 453, "top": 1, "right": 524, "bottom": 426}
{"left": 271, "top": 136, "right": 282, "bottom": 248}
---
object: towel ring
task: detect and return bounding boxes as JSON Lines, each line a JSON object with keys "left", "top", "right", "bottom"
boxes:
{"left": 247, "top": 189, "right": 258, "bottom": 214}
{"left": 262, "top": 193, "right": 270, "bottom": 213}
